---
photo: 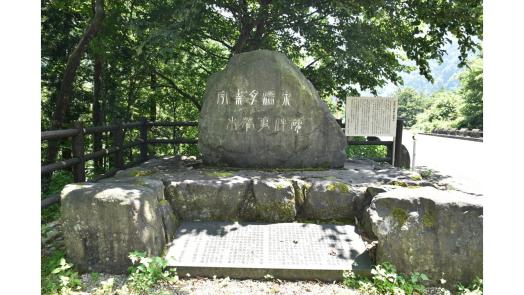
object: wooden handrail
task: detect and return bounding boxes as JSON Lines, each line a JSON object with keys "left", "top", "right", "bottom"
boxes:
{"left": 41, "top": 128, "right": 80, "bottom": 140}
{"left": 41, "top": 120, "right": 199, "bottom": 185}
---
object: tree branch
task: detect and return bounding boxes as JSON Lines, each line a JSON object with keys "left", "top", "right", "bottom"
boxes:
{"left": 199, "top": 31, "right": 233, "bottom": 49}
{"left": 153, "top": 69, "right": 202, "bottom": 110}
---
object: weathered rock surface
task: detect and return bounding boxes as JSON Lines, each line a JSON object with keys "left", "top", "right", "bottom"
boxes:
{"left": 299, "top": 180, "right": 360, "bottom": 220}
{"left": 365, "top": 187, "right": 483, "bottom": 286}
{"left": 61, "top": 178, "right": 177, "bottom": 273}
{"left": 165, "top": 172, "right": 251, "bottom": 221}
{"left": 250, "top": 178, "right": 296, "bottom": 222}
{"left": 198, "top": 49, "right": 347, "bottom": 168}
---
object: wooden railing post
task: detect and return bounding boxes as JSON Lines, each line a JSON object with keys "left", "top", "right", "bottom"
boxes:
{"left": 113, "top": 121, "right": 124, "bottom": 169}
{"left": 72, "top": 121, "right": 86, "bottom": 182}
{"left": 139, "top": 118, "right": 148, "bottom": 162}
{"left": 386, "top": 143, "right": 393, "bottom": 165}
{"left": 394, "top": 119, "right": 404, "bottom": 167}
{"left": 172, "top": 125, "right": 178, "bottom": 155}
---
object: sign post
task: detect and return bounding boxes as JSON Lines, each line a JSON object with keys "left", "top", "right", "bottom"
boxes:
{"left": 345, "top": 96, "right": 399, "bottom": 165}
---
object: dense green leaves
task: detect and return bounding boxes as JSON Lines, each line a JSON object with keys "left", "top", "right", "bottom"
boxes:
{"left": 395, "top": 87, "right": 427, "bottom": 127}
{"left": 42, "top": 0, "right": 483, "bottom": 127}
{"left": 406, "top": 57, "right": 483, "bottom": 132}
{"left": 457, "top": 57, "right": 483, "bottom": 129}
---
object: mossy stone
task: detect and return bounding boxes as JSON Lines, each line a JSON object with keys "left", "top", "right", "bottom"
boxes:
{"left": 392, "top": 207, "right": 408, "bottom": 226}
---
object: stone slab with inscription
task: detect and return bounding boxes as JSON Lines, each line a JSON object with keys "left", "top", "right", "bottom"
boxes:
{"left": 198, "top": 50, "right": 347, "bottom": 168}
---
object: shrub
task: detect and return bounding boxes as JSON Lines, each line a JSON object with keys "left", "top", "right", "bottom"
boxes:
{"left": 41, "top": 251, "right": 82, "bottom": 295}
{"left": 346, "top": 136, "right": 388, "bottom": 159}
{"left": 343, "top": 262, "right": 428, "bottom": 294}
{"left": 127, "top": 251, "right": 178, "bottom": 294}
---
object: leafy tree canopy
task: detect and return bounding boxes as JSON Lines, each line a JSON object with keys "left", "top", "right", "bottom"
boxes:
{"left": 41, "top": 0, "right": 483, "bottom": 126}
{"left": 394, "top": 87, "right": 427, "bottom": 127}
{"left": 457, "top": 57, "right": 483, "bottom": 129}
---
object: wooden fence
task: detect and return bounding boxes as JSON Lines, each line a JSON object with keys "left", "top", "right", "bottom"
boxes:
{"left": 41, "top": 119, "right": 404, "bottom": 208}
{"left": 41, "top": 119, "right": 198, "bottom": 208}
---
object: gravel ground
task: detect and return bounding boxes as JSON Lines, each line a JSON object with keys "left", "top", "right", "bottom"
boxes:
{"left": 79, "top": 273, "right": 359, "bottom": 295}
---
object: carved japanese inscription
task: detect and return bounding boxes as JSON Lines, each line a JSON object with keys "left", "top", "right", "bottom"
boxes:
{"left": 198, "top": 50, "right": 347, "bottom": 168}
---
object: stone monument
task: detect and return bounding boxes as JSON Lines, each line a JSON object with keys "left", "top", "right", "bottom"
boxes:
{"left": 198, "top": 50, "right": 347, "bottom": 168}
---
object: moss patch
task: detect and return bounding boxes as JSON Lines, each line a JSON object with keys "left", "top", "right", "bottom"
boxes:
{"left": 422, "top": 212, "right": 436, "bottom": 228}
{"left": 390, "top": 180, "right": 408, "bottom": 187}
{"left": 206, "top": 171, "right": 235, "bottom": 177}
{"left": 275, "top": 184, "right": 286, "bottom": 190}
{"left": 392, "top": 207, "right": 408, "bottom": 226}
{"left": 255, "top": 200, "right": 296, "bottom": 222}
{"left": 410, "top": 174, "right": 422, "bottom": 181}
{"left": 326, "top": 182, "right": 350, "bottom": 193}
{"left": 132, "top": 170, "right": 155, "bottom": 177}
{"left": 158, "top": 199, "right": 169, "bottom": 206}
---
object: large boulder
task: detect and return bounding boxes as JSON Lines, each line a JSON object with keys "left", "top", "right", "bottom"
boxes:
{"left": 198, "top": 49, "right": 347, "bottom": 168}
{"left": 365, "top": 187, "right": 483, "bottom": 286}
{"left": 61, "top": 178, "right": 177, "bottom": 273}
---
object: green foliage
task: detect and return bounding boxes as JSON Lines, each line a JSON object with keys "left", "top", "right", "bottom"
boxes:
{"left": 42, "top": 251, "right": 83, "bottom": 295}
{"left": 346, "top": 137, "right": 388, "bottom": 159}
{"left": 395, "top": 88, "right": 428, "bottom": 127}
{"left": 46, "top": 170, "right": 74, "bottom": 195}
{"left": 457, "top": 57, "right": 483, "bottom": 129}
{"left": 344, "top": 262, "right": 428, "bottom": 295}
{"left": 127, "top": 251, "right": 178, "bottom": 294}
{"left": 42, "top": 170, "right": 73, "bottom": 223}
{"left": 41, "top": 0, "right": 482, "bottom": 128}
{"left": 456, "top": 277, "right": 483, "bottom": 295}
{"left": 413, "top": 90, "right": 462, "bottom": 132}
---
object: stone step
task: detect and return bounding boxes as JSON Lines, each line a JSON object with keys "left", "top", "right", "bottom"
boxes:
{"left": 165, "top": 221, "right": 372, "bottom": 281}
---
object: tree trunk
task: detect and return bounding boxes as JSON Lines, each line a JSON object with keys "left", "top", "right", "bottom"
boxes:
{"left": 93, "top": 55, "right": 103, "bottom": 173}
{"left": 45, "top": 0, "right": 105, "bottom": 169}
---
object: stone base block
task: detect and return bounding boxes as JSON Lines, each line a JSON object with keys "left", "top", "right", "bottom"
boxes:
{"left": 61, "top": 178, "right": 177, "bottom": 273}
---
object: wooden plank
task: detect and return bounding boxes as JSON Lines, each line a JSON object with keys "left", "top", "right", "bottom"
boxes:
{"left": 84, "top": 146, "right": 119, "bottom": 161}
{"left": 139, "top": 118, "right": 148, "bottom": 161}
{"left": 41, "top": 158, "right": 80, "bottom": 174}
{"left": 41, "top": 128, "right": 79, "bottom": 141}
{"left": 147, "top": 121, "right": 198, "bottom": 127}
{"left": 394, "top": 119, "right": 404, "bottom": 167}
{"left": 72, "top": 121, "right": 86, "bottom": 182}
{"left": 41, "top": 194, "right": 60, "bottom": 208}
{"left": 121, "top": 121, "right": 142, "bottom": 129}
{"left": 149, "top": 138, "right": 198, "bottom": 144}
{"left": 84, "top": 124, "right": 118, "bottom": 134}
{"left": 113, "top": 121, "right": 124, "bottom": 169}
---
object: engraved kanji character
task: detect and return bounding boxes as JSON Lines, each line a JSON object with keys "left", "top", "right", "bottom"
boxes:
{"left": 275, "top": 118, "right": 286, "bottom": 131}
{"left": 235, "top": 89, "right": 244, "bottom": 105}
{"left": 226, "top": 117, "right": 237, "bottom": 130}
{"left": 240, "top": 117, "right": 254, "bottom": 132}
{"left": 258, "top": 117, "right": 270, "bottom": 132}
{"left": 217, "top": 90, "right": 227, "bottom": 105}
{"left": 282, "top": 90, "right": 291, "bottom": 106}
{"left": 262, "top": 91, "right": 275, "bottom": 105}
{"left": 290, "top": 118, "right": 303, "bottom": 133}
{"left": 249, "top": 90, "right": 259, "bottom": 105}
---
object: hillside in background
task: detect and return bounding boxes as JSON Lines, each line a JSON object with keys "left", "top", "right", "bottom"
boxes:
{"left": 376, "top": 40, "right": 476, "bottom": 96}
